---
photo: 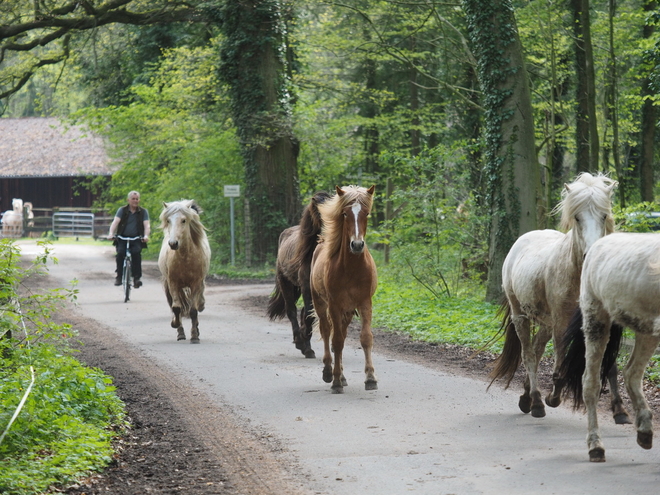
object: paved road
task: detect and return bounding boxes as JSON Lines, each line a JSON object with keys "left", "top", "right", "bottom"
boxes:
{"left": 20, "top": 241, "right": 660, "bottom": 494}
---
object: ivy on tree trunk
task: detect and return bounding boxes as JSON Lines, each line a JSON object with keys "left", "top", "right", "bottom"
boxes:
{"left": 218, "top": 0, "right": 301, "bottom": 265}
{"left": 462, "top": 0, "right": 540, "bottom": 302}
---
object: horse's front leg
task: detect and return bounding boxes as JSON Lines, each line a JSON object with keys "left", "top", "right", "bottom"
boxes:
{"left": 168, "top": 286, "right": 185, "bottom": 341}
{"left": 514, "top": 316, "right": 547, "bottom": 417}
{"left": 329, "top": 310, "right": 347, "bottom": 393}
{"left": 623, "top": 333, "right": 660, "bottom": 452}
{"left": 314, "top": 299, "right": 334, "bottom": 386}
{"left": 359, "top": 304, "right": 377, "bottom": 390}
{"left": 583, "top": 321, "right": 611, "bottom": 462}
{"left": 189, "top": 308, "right": 200, "bottom": 344}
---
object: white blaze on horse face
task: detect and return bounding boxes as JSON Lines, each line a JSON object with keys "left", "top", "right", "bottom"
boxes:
{"left": 578, "top": 211, "right": 606, "bottom": 256}
{"left": 351, "top": 202, "right": 363, "bottom": 241}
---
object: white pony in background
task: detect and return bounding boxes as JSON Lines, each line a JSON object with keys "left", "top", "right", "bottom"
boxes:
{"left": 488, "top": 173, "right": 624, "bottom": 421}
{"left": 560, "top": 232, "right": 660, "bottom": 462}
{"left": 1, "top": 199, "right": 25, "bottom": 238}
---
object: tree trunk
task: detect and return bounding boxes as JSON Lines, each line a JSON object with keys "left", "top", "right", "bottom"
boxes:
{"left": 604, "top": 0, "right": 624, "bottom": 205}
{"left": 640, "top": 0, "right": 657, "bottom": 202}
{"left": 571, "top": 0, "right": 599, "bottom": 173}
{"left": 219, "top": 0, "right": 301, "bottom": 265}
{"left": 462, "top": 0, "right": 540, "bottom": 303}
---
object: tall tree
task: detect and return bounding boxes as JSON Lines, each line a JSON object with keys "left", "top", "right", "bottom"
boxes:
{"left": 462, "top": 0, "right": 540, "bottom": 302}
{"left": 571, "top": 0, "right": 599, "bottom": 173}
{"left": 218, "top": 0, "right": 301, "bottom": 265}
{"left": 640, "top": 0, "right": 657, "bottom": 202}
{"left": 1, "top": 1, "right": 301, "bottom": 265}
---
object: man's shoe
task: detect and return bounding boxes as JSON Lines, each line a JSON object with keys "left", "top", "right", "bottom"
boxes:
{"left": 134, "top": 279, "right": 142, "bottom": 288}
{"left": 114, "top": 277, "right": 122, "bottom": 286}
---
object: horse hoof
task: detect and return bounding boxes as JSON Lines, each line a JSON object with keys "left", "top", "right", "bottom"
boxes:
{"left": 531, "top": 406, "right": 546, "bottom": 418}
{"left": 341, "top": 376, "right": 348, "bottom": 387}
{"left": 637, "top": 431, "right": 653, "bottom": 450}
{"left": 614, "top": 412, "right": 632, "bottom": 425}
{"left": 519, "top": 395, "right": 532, "bottom": 414}
{"left": 589, "top": 447, "right": 606, "bottom": 462}
{"left": 190, "top": 338, "right": 200, "bottom": 344}
{"left": 545, "top": 394, "right": 561, "bottom": 408}
{"left": 322, "top": 368, "right": 333, "bottom": 383}
{"left": 365, "top": 380, "right": 378, "bottom": 391}
{"left": 303, "top": 348, "right": 316, "bottom": 359}
{"left": 331, "top": 385, "right": 344, "bottom": 394}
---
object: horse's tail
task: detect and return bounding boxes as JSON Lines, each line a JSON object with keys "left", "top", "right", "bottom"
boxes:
{"left": 602, "top": 322, "right": 624, "bottom": 391}
{"left": 559, "top": 308, "right": 624, "bottom": 410}
{"left": 178, "top": 287, "right": 193, "bottom": 317}
{"left": 267, "top": 284, "right": 300, "bottom": 320}
{"left": 487, "top": 300, "right": 522, "bottom": 390}
{"left": 558, "top": 308, "right": 586, "bottom": 409}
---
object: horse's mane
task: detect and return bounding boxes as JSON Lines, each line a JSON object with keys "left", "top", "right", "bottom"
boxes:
{"left": 318, "top": 186, "right": 374, "bottom": 258}
{"left": 291, "top": 191, "right": 331, "bottom": 267}
{"left": 160, "top": 200, "right": 207, "bottom": 246}
{"left": 555, "top": 172, "right": 617, "bottom": 234}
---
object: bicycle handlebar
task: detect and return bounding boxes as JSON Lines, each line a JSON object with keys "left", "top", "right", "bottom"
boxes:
{"left": 115, "top": 235, "right": 143, "bottom": 241}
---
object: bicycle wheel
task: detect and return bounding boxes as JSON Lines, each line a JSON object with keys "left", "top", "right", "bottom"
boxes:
{"left": 123, "top": 258, "right": 132, "bottom": 303}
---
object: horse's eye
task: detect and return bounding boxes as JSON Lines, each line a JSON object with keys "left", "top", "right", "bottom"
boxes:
{"left": 182, "top": 219, "right": 186, "bottom": 223}
{"left": 575, "top": 216, "right": 580, "bottom": 223}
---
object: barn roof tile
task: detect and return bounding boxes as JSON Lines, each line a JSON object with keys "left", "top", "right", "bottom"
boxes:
{"left": 0, "top": 117, "right": 113, "bottom": 178}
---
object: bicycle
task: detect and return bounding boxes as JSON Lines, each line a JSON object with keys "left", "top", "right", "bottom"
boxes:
{"left": 115, "top": 235, "right": 142, "bottom": 303}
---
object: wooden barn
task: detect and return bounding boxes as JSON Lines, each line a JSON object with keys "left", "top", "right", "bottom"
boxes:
{"left": 0, "top": 117, "right": 113, "bottom": 214}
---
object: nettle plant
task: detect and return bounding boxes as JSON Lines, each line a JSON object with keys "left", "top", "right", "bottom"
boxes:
{"left": 0, "top": 240, "right": 126, "bottom": 494}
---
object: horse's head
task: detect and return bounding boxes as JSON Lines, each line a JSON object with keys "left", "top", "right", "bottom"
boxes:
{"left": 160, "top": 200, "right": 205, "bottom": 251}
{"left": 559, "top": 173, "right": 617, "bottom": 258}
{"left": 336, "top": 184, "right": 375, "bottom": 254}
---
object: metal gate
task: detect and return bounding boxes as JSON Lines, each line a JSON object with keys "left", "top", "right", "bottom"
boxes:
{"left": 52, "top": 212, "right": 95, "bottom": 238}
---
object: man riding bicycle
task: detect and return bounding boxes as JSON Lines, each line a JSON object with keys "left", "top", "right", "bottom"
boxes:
{"left": 108, "top": 191, "right": 151, "bottom": 288}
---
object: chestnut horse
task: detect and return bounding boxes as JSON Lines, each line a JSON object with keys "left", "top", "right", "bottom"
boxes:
{"left": 488, "top": 173, "right": 626, "bottom": 421}
{"left": 267, "top": 191, "right": 330, "bottom": 358}
{"left": 158, "top": 200, "right": 211, "bottom": 344}
{"left": 310, "top": 185, "right": 377, "bottom": 393}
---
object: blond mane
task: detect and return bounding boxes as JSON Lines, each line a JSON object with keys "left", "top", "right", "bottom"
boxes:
{"left": 554, "top": 172, "right": 617, "bottom": 234}
{"left": 318, "top": 185, "right": 374, "bottom": 259}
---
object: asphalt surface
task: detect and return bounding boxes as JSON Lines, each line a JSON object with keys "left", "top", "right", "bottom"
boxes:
{"left": 19, "top": 241, "right": 660, "bottom": 494}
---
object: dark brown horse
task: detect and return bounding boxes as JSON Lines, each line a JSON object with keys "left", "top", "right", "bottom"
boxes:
{"left": 310, "top": 185, "right": 377, "bottom": 393}
{"left": 267, "top": 191, "right": 330, "bottom": 358}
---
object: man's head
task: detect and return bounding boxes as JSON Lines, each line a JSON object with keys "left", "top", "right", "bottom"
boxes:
{"left": 127, "top": 191, "right": 140, "bottom": 210}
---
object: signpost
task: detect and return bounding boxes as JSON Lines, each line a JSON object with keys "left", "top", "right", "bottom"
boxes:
{"left": 224, "top": 185, "right": 240, "bottom": 265}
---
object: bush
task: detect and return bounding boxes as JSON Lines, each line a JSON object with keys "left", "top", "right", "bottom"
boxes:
{"left": 0, "top": 239, "right": 126, "bottom": 495}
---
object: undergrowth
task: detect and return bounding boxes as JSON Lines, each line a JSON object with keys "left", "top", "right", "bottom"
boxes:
{"left": 0, "top": 239, "right": 126, "bottom": 495}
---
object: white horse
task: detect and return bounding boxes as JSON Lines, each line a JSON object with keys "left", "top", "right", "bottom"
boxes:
{"left": 1, "top": 199, "right": 24, "bottom": 238}
{"left": 488, "top": 173, "right": 625, "bottom": 420}
{"left": 158, "top": 200, "right": 211, "bottom": 344}
{"left": 560, "top": 232, "right": 660, "bottom": 462}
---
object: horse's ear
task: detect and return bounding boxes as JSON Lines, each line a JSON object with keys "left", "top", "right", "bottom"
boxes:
{"left": 335, "top": 185, "right": 344, "bottom": 196}
{"left": 564, "top": 183, "right": 571, "bottom": 193}
{"left": 163, "top": 201, "right": 169, "bottom": 208}
{"left": 190, "top": 201, "right": 202, "bottom": 214}
{"left": 367, "top": 184, "right": 375, "bottom": 195}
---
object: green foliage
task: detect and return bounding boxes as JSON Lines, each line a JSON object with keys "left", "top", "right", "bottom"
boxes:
{"left": 379, "top": 145, "right": 489, "bottom": 298}
{"left": 614, "top": 202, "right": 660, "bottom": 232}
{"left": 71, "top": 39, "right": 245, "bottom": 264}
{"left": 374, "top": 269, "right": 501, "bottom": 352}
{"left": 0, "top": 240, "right": 126, "bottom": 494}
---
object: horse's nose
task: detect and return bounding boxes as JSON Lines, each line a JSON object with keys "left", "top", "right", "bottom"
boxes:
{"left": 350, "top": 240, "right": 364, "bottom": 253}
{"left": 169, "top": 240, "right": 179, "bottom": 250}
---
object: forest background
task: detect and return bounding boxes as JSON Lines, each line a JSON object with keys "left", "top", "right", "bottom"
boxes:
{"left": 3, "top": 0, "right": 660, "bottom": 329}
{"left": 4, "top": 3, "right": 660, "bottom": 491}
